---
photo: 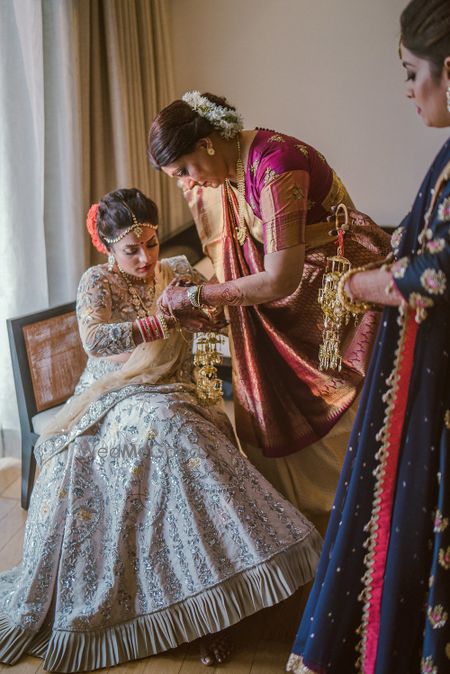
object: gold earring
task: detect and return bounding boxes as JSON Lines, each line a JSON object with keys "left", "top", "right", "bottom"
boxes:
{"left": 447, "top": 86, "right": 450, "bottom": 113}
{"left": 108, "top": 254, "right": 115, "bottom": 271}
{"left": 207, "top": 146, "right": 215, "bottom": 156}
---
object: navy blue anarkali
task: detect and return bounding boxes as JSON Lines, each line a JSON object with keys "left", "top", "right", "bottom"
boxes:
{"left": 288, "top": 139, "right": 450, "bottom": 674}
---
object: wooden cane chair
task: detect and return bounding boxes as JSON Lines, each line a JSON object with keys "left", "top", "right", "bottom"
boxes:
{"left": 7, "top": 302, "right": 87, "bottom": 509}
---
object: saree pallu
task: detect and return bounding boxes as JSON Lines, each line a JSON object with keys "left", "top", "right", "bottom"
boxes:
{"left": 221, "top": 186, "right": 388, "bottom": 458}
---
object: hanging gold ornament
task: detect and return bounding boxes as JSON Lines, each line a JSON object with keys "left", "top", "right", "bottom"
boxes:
{"left": 194, "top": 331, "right": 225, "bottom": 405}
{"left": 224, "top": 135, "right": 248, "bottom": 246}
{"left": 318, "top": 203, "right": 357, "bottom": 372}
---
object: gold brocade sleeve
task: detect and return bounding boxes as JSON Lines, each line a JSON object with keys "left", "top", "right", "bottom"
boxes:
{"left": 259, "top": 170, "right": 309, "bottom": 254}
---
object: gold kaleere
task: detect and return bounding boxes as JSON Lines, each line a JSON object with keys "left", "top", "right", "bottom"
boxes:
{"left": 318, "top": 203, "right": 356, "bottom": 372}
{"left": 194, "top": 332, "right": 224, "bottom": 404}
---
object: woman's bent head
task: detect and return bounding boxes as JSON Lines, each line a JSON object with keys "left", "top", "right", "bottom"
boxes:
{"left": 148, "top": 92, "right": 242, "bottom": 189}
{"left": 400, "top": 0, "right": 450, "bottom": 127}
{"left": 91, "top": 188, "right": 160, "bottom": 280}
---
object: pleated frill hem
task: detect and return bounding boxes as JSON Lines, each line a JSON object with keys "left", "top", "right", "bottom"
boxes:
{"left": 0, "top": 532, "right": 321, "bottom": 672}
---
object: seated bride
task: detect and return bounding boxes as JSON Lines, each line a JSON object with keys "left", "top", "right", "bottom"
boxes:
{"left": 0, "top": 188, "right": 321, "bottom": 672}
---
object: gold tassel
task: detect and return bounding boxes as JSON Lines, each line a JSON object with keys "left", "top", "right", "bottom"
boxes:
{"left": 194, "top": 332, "right": 224, "bottom": 405}
{"left": 318, "top": 203, "right": 356, "bottom": 372}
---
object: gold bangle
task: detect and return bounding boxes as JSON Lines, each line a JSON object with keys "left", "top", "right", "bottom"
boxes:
{"left": 337, "top": 268, "right": 374, "bottom": 315}
{"left": 187, "top": 284, "right": 205, "bottom": 309}
{"left": 157, "top": 312, "right": 170, "bottom": 339}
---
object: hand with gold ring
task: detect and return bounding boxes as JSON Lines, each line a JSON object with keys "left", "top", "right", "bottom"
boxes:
{"left": 158, "top": 280, "right": 228, "bottom": 332}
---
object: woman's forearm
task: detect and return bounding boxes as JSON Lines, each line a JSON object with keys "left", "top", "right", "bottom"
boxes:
{"left": 347, "top": 268, "right": 404, "bottom": 307}
{"left": 158, "top": 245, "right": 305, "bottom": 313}
{"left": 201, "top": 246, "right": 305, "bottom": 307}
{"left": 201, "top": 269, "right": 299, "bottom": 307}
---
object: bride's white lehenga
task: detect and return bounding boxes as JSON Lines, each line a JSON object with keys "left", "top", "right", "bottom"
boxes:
{"left": 0, "top": 256, "right": 321, "bottom": 673}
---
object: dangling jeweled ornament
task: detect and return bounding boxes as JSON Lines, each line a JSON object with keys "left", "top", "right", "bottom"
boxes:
{"left": 194, "top": 332, "right": 224, "bottom": 404}
{"left": 318, "top": 203, "right": 356, "bottom": 372}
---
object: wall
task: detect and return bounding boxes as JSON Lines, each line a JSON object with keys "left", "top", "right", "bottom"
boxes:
{"left": 169, "top": 0, "right": 448, "bottom": 227}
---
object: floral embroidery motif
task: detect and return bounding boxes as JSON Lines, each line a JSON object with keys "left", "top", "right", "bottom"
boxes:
{"left": 426, "top": 238, "right": 446, "bottom": 254}
{"left": 77, "top": 509, "right": 93, "bottom": 522}
{"left": 434, "top": 510, "right": 449, "bottom": 533}
{"left": 391, "top": 257, "right": 409, "bottom": 279}
{"left": 438, "top": 195, "right": 450, "bottom": 222}
{"left": 409, "top": 292, "right": 434, "bottom": 323}
{"left": 418, "top": 227, "right": 434, "bottom": 247}
{"left": 421, "top": 656, "right": 437, "bottom": 674}
{"left": 427, "top": 604, "right": 448, "bottom": 629}
{"left": 439, "top": 546, "right": 450, "bottom": 570}
{"left": 249, "top": 194, "right": 257, "bottom": 211}
{"left": 187, "top": 457, "right": 201, "bottom": 469}
{"left": 420, "top": 268, "right": 447, "bottom": 295}
{"left": 391, "top": 226, "right": 405, "bottom": 253}
{"left": 291, "top": 186, "right": 305, "bottom": 200}
{"left": 264, "top": 167, "right": 279, "bottom": 185}
{"left": 307, "top": 199, "right": 315, "bottom": 211}
{"left": 250, "top": 159, "right": 260, "bottom": 175}
{"left": 409, "top": 292, "right": 434, "bottom": 309}
{"left": 268, "top": 134, "right": 285, "bottom": 143}
{"left": 295, "top": 144, "right": 309, "bottom": 157}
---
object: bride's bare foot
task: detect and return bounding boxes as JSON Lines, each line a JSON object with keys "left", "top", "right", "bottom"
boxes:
{"left": 200, "top": 631, "right": 233, "bottom": 666}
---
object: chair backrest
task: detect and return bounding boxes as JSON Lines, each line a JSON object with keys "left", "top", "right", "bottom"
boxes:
{"left": 7, "top": 302, "right": 87, "bottom": 435}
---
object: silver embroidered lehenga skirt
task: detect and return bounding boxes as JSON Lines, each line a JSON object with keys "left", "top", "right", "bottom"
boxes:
{"left": 0, "top": 382, "right": 321, "bottom": 672}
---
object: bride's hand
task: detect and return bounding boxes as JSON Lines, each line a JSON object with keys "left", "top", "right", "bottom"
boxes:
{"left": 158, "top": 278, "right": 229, "bottom": 332}
{"left": 158, "top": 278, "right": 195, "bottom": 318}
{"left": 178, "top": 310, "right": 228, "bottom": 333}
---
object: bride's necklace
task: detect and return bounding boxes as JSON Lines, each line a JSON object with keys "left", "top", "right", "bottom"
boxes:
{"left": 117, "top": 266, "right": 156, "bottom": 318}
{"left": 224, "top": 135, "right": 248, "bottom": 246}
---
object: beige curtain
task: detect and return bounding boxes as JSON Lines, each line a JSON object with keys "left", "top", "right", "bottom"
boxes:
{"left": 1, "top": 0, "right": 186, "bottom": 458}
{"left": 77, "top": 0, "right": 188, "bottom": 264}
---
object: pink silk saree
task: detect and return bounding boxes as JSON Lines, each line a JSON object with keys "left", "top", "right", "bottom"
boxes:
{"left": 187, "top": 130, "right": 390, "bottom": 457}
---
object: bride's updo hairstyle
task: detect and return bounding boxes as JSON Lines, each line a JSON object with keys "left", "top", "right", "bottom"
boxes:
{"left": 400, "top": 0, "right": 450, "bottom": 81}
{"left": 148, "top": 93, "right": 237, "bottom": 169}
{"left": 96, "top": 188, "right": 159, "bottom": 250}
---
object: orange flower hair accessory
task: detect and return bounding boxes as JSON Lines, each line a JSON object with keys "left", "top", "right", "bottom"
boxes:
{"left": 86, "top": 203, "right": 107, "bottom": 254}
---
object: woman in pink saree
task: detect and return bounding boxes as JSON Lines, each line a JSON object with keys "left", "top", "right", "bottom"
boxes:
{"left": 148, "top": 95, "right": 390, "bottom": 533}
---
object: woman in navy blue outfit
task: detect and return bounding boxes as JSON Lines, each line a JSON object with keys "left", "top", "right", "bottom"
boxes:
{"left": 288, "top": 1, "right": 450, "bottom": 672}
